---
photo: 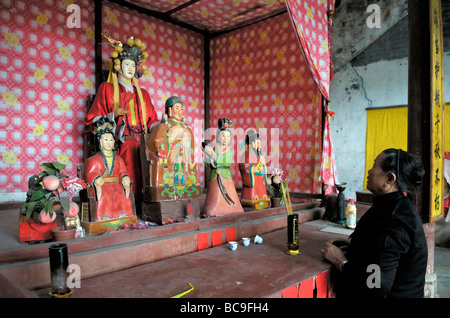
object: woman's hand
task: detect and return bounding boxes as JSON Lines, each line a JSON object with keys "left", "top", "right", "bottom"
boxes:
{"left": 114, "top": 107, "right": 128, "bottom": 117}
{"left": 122, "top": 176, "right": 131, "bottom": 187}
{"left": 321, "top": 240, "right": 347, "bottom": 270}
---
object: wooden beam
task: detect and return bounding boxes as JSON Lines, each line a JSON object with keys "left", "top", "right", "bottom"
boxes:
{"left": 164, "top": 0, "right": 201, "bottom": 16}
{"left": 204, "top": 34, "right": 210, "bottom": 130}
{"left": 104, "top": 0, "right": 207, "bottom": 35}
{"left": 94, "top": 0, "right": 103, "bottom": 91}
{"left": 209, "top": 7, "right": 287, "bottom": 38}
{"left": 407, "top": 0, "right": 431, "bottom": 220}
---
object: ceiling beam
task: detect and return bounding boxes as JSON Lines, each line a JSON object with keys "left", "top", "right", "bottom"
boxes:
{"left": 164, "top": 0, "right": 201, "bottom": 16}
{"left": 104, "top": 0, "right": 208, "bottom": 35}
{"left": 209, "top": 7, "right": 287, "bottom": 38}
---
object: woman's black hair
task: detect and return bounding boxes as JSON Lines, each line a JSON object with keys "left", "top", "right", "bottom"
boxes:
{"left": 381, "top": 148, "right": 425, "bottom": 194}
{"left": 94, "top": 116, "right": 115, "bottom": 143}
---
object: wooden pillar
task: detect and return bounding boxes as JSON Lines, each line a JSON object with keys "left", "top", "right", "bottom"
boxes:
{"left": 203, "top": 34, "right": 211, "bottom": 188}
{"left": 408, "top": 2, "right": 430, "bottom": 214}
{"left": 204, "top": 34, "right": 211, "bottom": 131}
{"left": 408, "top": 0, "right": 441, "bottom": 298}
{"left": 94, "top": 0, "right": 103, "bottom": 91}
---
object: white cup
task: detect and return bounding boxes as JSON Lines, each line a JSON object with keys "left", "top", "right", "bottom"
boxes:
{"left": 254, "top": 235, "right": 263, "bottom": 244}
{"left": 229, "top": 241, "right": 238, "bottom": 251}
{"left": 242, "top": 237, "right": 250, "bottom": 246}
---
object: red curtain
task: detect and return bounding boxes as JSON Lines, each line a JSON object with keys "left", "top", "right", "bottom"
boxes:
{"left": 286, "top": 0, "right": 338, "bottom": 193}
{"left": 285, "top": 0, "right": 335, "bottom": 100}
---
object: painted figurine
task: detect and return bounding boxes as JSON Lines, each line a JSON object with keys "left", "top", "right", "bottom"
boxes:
{"left": 85, "top": 34, "right": 158, "bottom": 205}
{"left": 202, "top": 118, "right": 244, "bottom": 217}
{"left": 239, "top": 130, "right": 270, "bottom": 209}
{"left": 85, "top": 117, "right": 134, "bottom": 221}
{"left": 145, "top": 96, "right": 201, "bottom": 201}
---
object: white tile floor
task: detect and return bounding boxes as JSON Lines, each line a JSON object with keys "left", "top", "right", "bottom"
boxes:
{"left": 435, "top": 246, "right": 450, "bottom": 298}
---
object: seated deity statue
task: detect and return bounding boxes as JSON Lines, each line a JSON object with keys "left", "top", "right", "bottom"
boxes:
{"left": 84, "top": 117, "right": 134, "bottom": 221}
{"left": 85, "top": 34, "right": 158, "bottom": 208}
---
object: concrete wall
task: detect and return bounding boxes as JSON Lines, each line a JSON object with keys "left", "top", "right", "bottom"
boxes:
{"left": 330, "top": 51, "right": 450, "bottom": 200}
{"left": 329, "top": 0, "right": 450, "bottom": 199}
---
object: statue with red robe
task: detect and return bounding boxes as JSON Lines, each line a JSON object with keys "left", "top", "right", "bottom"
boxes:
{"left": 85, "top": 34, "right": 158, "bottom": 206}
{"left": 239, "top": 130, "right": 270, "bottom": 209}
{"left": 85, "top": 117, "right": 134, "bottom": 221}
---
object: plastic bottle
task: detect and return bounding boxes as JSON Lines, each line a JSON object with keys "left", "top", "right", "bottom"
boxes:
{"left": 345, "top": 199, "right": 357, "bottom": 229}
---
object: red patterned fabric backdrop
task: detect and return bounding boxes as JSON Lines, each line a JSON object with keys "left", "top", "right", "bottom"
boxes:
{"left": 1, "top": 0, "right": 96, "bottom": 193}
{"left": 1, "top": 0, "right": 326, "bottom": 196}
{"left": 209, "top": 12, "right": 323, "bottom": 194}
{"left": 0, "top": 0, "right": 205, "bottom": 193}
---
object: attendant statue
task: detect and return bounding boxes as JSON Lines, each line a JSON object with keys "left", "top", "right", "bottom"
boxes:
{"left": 202, "top": 118, "right": 244, "bottom": 217}
{"left": 85, "top": 33, "right": 158, "bottom": 208}
{"left": 142, "top": 96, "right": 202, "bottom": 223}
{"left": 239, "top": 130, "right": 270, "bottom": 209}
{"left": 146, "top": 96, "right": 201, "bottom": 198}
{"left": 85, "top": 117, "right": 134, "bottom": 221}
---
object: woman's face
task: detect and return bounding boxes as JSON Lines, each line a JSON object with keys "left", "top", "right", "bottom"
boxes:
{"left": 218, "top": 130, "right": 231, "bottom": 147}
{"left": 251, "top": 138, "right": 261, "bottom": 151}
{"left": 100, "top": 133, "right": 115, "bottom": 153}
{"left": 366, "top": 152, "right": 389, "bottom": 196}
{"left": 120, "top": 59, "right": 136, "bottom": 81}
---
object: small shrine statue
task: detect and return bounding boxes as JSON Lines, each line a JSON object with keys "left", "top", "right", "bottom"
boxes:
{"left": 202, "top": 118, "right": 244, "bottom": 217}
{"left": 239, "top": 130, "right": 270, "bottom": 209}
{"left": 85, "top": 117, "right": 134, "bottom": 221}
{"left": 141, "top": 96, "right": 202, "bottom": 223}
{"left": 85, "top": 33, "right": 158, "bottom": 207}
{"left": 145, "top": 96, "right": 201, "bottom": 199}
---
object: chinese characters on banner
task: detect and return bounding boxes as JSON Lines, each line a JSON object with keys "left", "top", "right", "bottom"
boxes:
{"left": 429, "top": 0, "right": 445, "bottom": 222}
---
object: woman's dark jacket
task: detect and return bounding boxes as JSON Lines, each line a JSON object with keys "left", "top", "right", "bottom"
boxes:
{"left": 337, "top": 191, "right": 428, "bottom": 298}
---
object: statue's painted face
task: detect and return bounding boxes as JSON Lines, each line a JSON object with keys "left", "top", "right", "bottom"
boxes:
{"left": 100, "top": 133, "right": 115, "bottom": 153}
{"left": 251, "top": 138, "right": 261, "bottom": 151}
{"left": 119, "top": 59, "right": 136, "bottom": 81}
{"left": 218, "top": 130, "right": 231, "bottom": 147}
{"left": 170, "top": 102, "right": 184, "bottom": 121}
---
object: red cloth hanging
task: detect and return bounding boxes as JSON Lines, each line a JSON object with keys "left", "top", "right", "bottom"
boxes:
{"left": 320, "top": 99, "right": 338, "bottom": 195}
{"left": 285, "top": 0, "right": 335, "bottom": 100}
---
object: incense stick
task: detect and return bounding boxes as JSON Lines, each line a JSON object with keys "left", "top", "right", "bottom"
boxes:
{"left": 281, "top": 181, "right": 293, "bottom": 215}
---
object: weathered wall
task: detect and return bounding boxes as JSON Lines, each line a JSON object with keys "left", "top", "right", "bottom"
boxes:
{"left": 329, "top": 0, "right": 450, "bottom": 199}
{"left": 329, "top": 58, "right": 408, "bottom": 198}
{"left": 332, "top": 0, "right": 408, "bottom": 72}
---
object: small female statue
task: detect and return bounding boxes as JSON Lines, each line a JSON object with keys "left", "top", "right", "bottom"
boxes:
{"left": 85, "top": 117, "right": 134, "bottom": 221}
{"left": 202, "top": 118, "right": 244, "bottom": 217}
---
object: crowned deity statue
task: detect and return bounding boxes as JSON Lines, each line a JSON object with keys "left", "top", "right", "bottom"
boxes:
{"left": 84, "top": 117, "right": 134, "bottom": 221}
{"left": 202, "top": 118, "right": 244, "bottom": 217}
{"left": 85, "top": 33, "right": 158, "bottom": 209}
{"left": 239, "top": 130, "right": 270, "bottom": 209}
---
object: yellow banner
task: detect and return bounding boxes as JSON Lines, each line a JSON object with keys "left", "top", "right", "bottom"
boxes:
{"left": 365, "top": 107, "right": 408, "bottom": 189}
{"left": 429, "top": 0, "right": 445, "bottom": 222}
